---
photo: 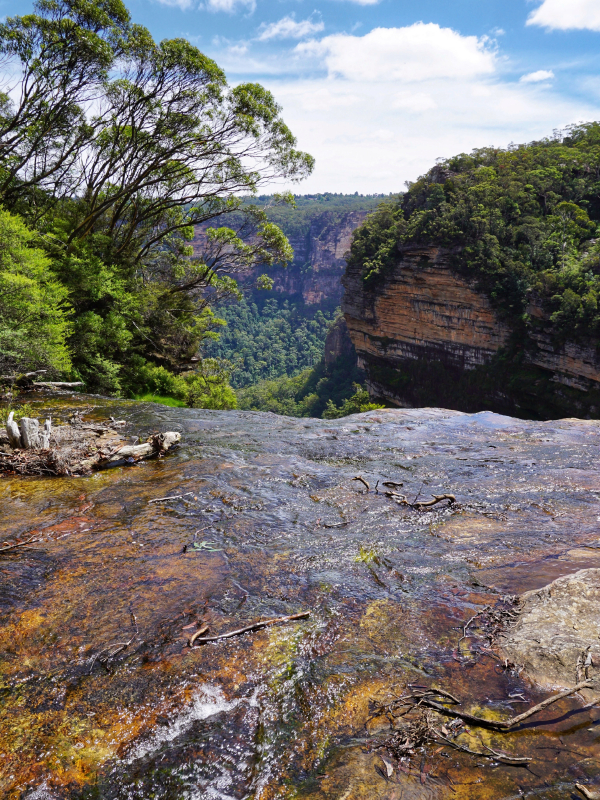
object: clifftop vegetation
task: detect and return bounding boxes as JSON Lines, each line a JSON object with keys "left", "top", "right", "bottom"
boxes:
{"left": 351, "top": 124, "right": 600, "bottom": 341}
{"left": 0, "top": 0, "right": 312, "bottom": 404}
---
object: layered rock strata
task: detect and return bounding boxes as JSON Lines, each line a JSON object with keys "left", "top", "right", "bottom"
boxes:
{"left": 193, "top": 210, "right": 369, "bottom": 306}
{"left": 342, "top": 244, "right": 600, "bottom": 417}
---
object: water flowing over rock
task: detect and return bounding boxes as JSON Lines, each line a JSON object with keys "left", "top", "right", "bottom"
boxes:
{"left": 2, "top": 398, "right": 600, "bottom": 798}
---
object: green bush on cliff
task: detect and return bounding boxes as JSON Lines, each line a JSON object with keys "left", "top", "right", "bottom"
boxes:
{"left": 322, "top": 384, "right": 385, "bottom": 418}
{"left": 351, "top": 123, "right": 600, "bottom": 340}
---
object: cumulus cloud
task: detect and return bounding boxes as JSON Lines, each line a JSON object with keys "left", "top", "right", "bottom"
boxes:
{"left": 257, "top": 15, "right": 324, "bottom": 42}
{"left": 520, "top": 69, "right": 555, "bottom": 83}
{"left": 204, "top": 0, "right": 255, "bottom": 13}
{"left": 154, "top": 0, "right": 194, "bottom": 9}
{"left": 296, "top": 23, "right": 497, "bottom": 82}
{"left": 527, "top": 0, "right": 600, "bottom": 32}
{"left": 250, "top": 22, "right": 597, "bottom": 193}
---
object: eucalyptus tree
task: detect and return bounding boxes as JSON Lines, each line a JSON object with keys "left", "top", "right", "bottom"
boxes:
{"left": 0, "top": 0, "right": 133, "bottom": 210}
{"left": 0, "top": 0, "right": 313, "bottom": 391}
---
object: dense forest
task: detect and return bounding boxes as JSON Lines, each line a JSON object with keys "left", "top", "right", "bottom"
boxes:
{"left": 0, "top": 0, "right": 313, "bottom": 410}
{"left": 205, "top": 193, "right": 383, "bottom": 390}
{"left": 351, "top": 124, "right": 600, "bottom": 335}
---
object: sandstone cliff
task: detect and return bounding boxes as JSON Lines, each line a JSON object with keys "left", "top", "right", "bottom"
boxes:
{"left": 342, "top": 244, "right": 600, "bottom": 418}
{"left": 193, "top": 209, "right": 369, "bottom": 306}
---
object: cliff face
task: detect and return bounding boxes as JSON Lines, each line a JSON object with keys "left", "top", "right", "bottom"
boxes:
{"left": 342, "top": 245, "right": 600, "bottom": 418}
{"left": 193, "top": 210, "right": 369, "bottom": 306}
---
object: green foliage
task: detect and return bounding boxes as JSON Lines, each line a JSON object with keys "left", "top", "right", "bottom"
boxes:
{"left": 185, "top": 358, "right": 237, "bottom": 410}
{"left": 236, "top": 368, "right": 320, "bottom": 417}
{"left": 322, "top": 384, "right": 384, "bottom": 418}
{"left": 249, "top": 192, "right": 388, "bottom": 242}
{"left": 236, "top": 351, "right": 378, "bottom": 419}
{"left": 0, "top": 207, "right": 72, "bottom": 374}
{"left": 0, "top": 402, "right": 37, "bottom": 424}
{"left": 207, "top": 297, "right": 337, "bottom": 387}
{"left": 349, "top": 123, "right": 600, "bottom": 340}
{"left": 0, "top": 0, "right": 313, "bottom": 401}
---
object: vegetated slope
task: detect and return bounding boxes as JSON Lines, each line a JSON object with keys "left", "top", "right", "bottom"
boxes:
{"left": 206, "top": 195, "right": 387, "bottom": 414}
{"left": 343, "top": 123, "right": 600, "bottom": 418}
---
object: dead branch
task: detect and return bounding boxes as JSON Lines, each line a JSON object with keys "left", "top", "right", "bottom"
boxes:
{"left": 149, "top": 492, "right": 193, "bottom": 504}
{"left": 438, "top": 734, "right": 531, "bottom": 765}
{"left": 459, "top": 605, "right": 492, "bottom": 643}
{"left": 0, "top": 535, "right": 41, "bottom": 553}
{"left": 383, "top": 491, "right": 455, "bottom": 510}
{"left": 577, "top": 785, "right": 600, "bottom": 800}
{"left": 382, "top": 481, "right": 404, "bottom": 490}
{"left": 396, "top": 682, "right": 595, "bottom": 731}
{"left": 189, "top": 611, "right": 310, "bottom": 646}
{"left": 412, "top": 494, "right": 456, "bottom": 509}
{"left": 352, "top": 476, "right": 370, "bottom": 493}
{"left": 188, "top": 624, "right": 209, "bottom": 647}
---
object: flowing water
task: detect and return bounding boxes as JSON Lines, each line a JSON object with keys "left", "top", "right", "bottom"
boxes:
{"left": 1, "top": 398, "right": 600, "bottom": 799}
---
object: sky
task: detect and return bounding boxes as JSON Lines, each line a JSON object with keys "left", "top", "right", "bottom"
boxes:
{"left": 3, "top": 0, "right": 600, "bottom": 193}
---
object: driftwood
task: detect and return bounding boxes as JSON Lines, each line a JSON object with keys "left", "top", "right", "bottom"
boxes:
{"left": 0, "top": 536, "right": 41, "bottom": 553}
{"left": 5, "top": 412, "right": 21, "bottom": 448}
{"left": 384, "top": 491, "right": 456, "bottom": 510}
{"left": 352, "top": 476, "right": 370, "bottom": 493}
{"left": 189, "top": 611, "right": 310, "bottom": 646}
{"left": 1, "top": 411, "right": 181, "bottom": 476}
{"left": 379, "top": 682, "right": 596, "bottom": 732}
{"left": 577, "top": 785, "right": 600, "bottom": 800}
{"left": 19, "top": 417, "right": 40, "bottom": 448}
{"left": 33, "top": 381, "right": 84, "bottom": 389}
{"left": 0, "top": 370, "right": 47, "bottom": 384}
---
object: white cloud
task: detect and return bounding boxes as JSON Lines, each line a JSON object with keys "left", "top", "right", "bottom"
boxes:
{"left": 527, "top": 0, "right": 600, "bottom": 32}
{"left": 296, "top": 23, "right": 496, "bottom": 82}
{"left": 246, "top": 23, "right": 599, "bottom": 193}
{"left": 204, "top": 0, "right": 255, "bottom": 12}
{"left": 155, "top": 0, "right": 194, "bottom": 9}
{"left": 520, "top": 69, "right": 555, "bottom": 83}
{"left": 209, "top": 22, "right": 599, "bottom": 193}
{"left": 257, "top": 15, "right": 324, "bottom": 42}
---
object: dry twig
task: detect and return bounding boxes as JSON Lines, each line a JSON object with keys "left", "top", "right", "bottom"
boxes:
{"left": 188, "top": 624, "right": 209, "bottom": 647}
{"left": 385, "top": 682, "right": 596, "bottom": 731}
{"left": 189, "top": 611, "right": 310, "bottom": 646}
{"left": 0, "top": 536, "right": 41, "bottom": 553}
{"left": 149, "top": 492, "right": 193, "bottom": 504}
{"left": 352, "top": 476, "right": 370, "bottom": 493}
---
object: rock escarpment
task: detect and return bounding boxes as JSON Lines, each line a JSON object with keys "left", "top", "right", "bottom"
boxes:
{"left": 275, "top": 210, "right": 369, "bottom": 305}
{"left": 342, "top": 245, "right": 600, "bottom": 418}
{"left": 193, "top": 209, "right": 369, "bottom": 306}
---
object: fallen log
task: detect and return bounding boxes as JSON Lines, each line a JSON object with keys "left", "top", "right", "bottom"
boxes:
{"left": 33, "top": 381, "right": 84, "bottom": 389}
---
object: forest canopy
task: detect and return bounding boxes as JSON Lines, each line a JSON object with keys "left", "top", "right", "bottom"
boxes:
{"left": 0, "top": 0, "right": 312, "bottom": 400}
{"left": 350, "top": 123, "right": 600, "bottom": 341}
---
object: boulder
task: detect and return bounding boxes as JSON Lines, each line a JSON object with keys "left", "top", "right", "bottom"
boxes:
{"left": 500, "top": 568, "right": 600, "bottom": 694}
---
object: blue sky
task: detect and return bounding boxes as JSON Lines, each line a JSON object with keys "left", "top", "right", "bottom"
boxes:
{"left": 4, "top": 0, "right": 600, "bottom": 192}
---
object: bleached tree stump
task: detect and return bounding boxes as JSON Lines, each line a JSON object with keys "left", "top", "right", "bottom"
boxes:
{"left": 19, "top": 418, "right": 40, "bottom": 449}
{"left": 5, "top": 412, "right": 21, "bottom": 448}
{"left": 40, "top": 419, "right": 52, "bottom": 449}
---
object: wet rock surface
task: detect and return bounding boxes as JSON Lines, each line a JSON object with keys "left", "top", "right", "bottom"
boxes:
{"left": 1, "top": 400, "right": 600, "bottom": 799}
{"left": 500, "top": 568, "right": 600, "bottom": 692}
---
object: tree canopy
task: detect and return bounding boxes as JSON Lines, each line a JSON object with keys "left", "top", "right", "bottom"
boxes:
{"left": 350, "top": 124, "right": 600, "bottom": 340}
{"left": 0, "top": 0, "right": 313, "bottom": 398}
